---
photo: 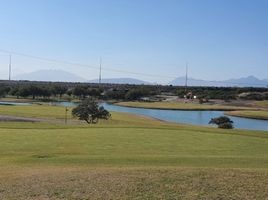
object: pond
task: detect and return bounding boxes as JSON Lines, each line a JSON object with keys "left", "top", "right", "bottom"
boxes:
{"left": 0, "top": 101, "right": 31, "bottom": 106}
{"left": 1, "top": 101, "right": 267, "bottom": 131}
{"left": 54, "top": 101, "right": 268, "bottom": 131}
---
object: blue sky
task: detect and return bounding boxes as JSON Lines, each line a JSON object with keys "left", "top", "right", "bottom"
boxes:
{"left": 0, "top": 0, "right": 267, "bottom": 83}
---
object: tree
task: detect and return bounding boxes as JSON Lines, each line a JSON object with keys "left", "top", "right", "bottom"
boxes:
{"left": 51, "top": 85, "right": 68, "bottom": 98}
{"left": 72, "top": 98, "right": 110, "bottom": 124}
{"left": 72, "top": 86, "right": 88, "bottom": 99}
{"left": 86, "top": 88, "right": 102, "bottom": 97}
{"left": 17, "top": 86, "right": 31, "bottom": 98}
{"left": 209, "top": 116, "right": 234, "bottom": 129}
{"left": 9, "top": 86, "right": 20, "bottom": 98}
{"left": 0, "top": 86, "right": 10, "bottom": 98}
{"left": 105, "top": 89, "right": 126, "bottom": 100}
{"left": 125, "top": 88, "right": 149, "bottom": 100}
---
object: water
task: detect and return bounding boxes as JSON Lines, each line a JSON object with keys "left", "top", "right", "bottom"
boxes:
{"left": 101, "top": 103, "right": 268, "bottom": 131}
{"left": 44, "top": 101, "right": 268, "bottom": 131}
{"left": 1, "top": 101, "right": 267, "bottom": 131}
{"left": 0, "top": 101, "right": 31, "bottom": 106}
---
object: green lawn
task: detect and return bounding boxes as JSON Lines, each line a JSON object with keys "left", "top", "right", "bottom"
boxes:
{"left": 1, "top": 124, "right": 268, "bottom": 168}
{"left": 0, "top": 105, "right": 268, "bottom": 199}
{"left": 115, "top": 101, "right": 253, "bottom": 111}
{"left": 0, "top": 104, "right": 73, "bottom": 119}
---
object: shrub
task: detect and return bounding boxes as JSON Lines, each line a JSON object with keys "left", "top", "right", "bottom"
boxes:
{"left": 209, "top": 116, "right": 234, "bottom": 129}
{"left": 218, "top": 122, "right": 233, "bottom": 129}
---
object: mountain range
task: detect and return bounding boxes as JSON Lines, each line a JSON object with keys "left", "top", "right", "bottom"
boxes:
{"left": 169, "top": 76, "right": 268, "bottom": 87}
{"left": 14, "top": 69, "right": 87, "bottom": 82}
{"left": 13, "top": 69, "right": 268, "bottom": 87}
{"left": 89, "top": 78, "right": 149, "bottom": 85}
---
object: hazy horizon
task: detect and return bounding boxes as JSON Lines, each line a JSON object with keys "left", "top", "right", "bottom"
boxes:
{"left": 0, "top": 0, "right": 267, "bottom": 84}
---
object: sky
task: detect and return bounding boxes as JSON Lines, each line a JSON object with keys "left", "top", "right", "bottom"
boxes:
{"left": 0, "top": 0, "right": 267, "bottom": 84}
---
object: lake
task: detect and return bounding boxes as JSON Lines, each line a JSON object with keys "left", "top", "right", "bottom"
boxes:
{"left": 55, "top": 101, "right": 268, "bottom": 131}
{"left": 0, "top": 101, "right": 31, "bottom": 106}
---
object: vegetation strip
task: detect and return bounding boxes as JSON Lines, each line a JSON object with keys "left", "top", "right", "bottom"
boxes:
{"left": 226, "top": 110, "right": 268, "bottom": 120}
{"left": 115, "top": 101, "right": 257, "bottom": 111}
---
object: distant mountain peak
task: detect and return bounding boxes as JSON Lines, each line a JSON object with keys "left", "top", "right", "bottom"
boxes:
{"left": 170, "top": 75, "right": 268, "bottom": 87}
{"left": 14, "top": 69, "right": 86, "bottom": 82}
{"left": 88, "top": 78, "right": 150, "bottom": 85}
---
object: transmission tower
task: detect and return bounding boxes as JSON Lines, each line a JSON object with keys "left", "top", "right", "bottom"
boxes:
{"left": 99, "top": 57, "right": 102, "bottom": 85}
{"left": 184, "top": 62, "right": 188, "bottom": 93}
{"left": 8, "top": 55, "right": 12, "bottom": 81}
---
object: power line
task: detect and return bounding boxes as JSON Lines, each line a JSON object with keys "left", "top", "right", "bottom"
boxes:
{"left": 99, "top": 57, "right": 102, "bottom": 84}
{"left": 8, "top": 54, "right": 11, "bottom": 81}
{"left": 0, "top": 49, "right": 176, "bottom": 79}
{"left": 184, "top": 62, "right": 188, "bottom": 92}
{"left": 0, "top": 49, "right": 267, "bottom": 87}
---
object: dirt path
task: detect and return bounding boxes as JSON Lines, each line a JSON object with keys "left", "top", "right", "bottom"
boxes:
{"left": 0, "top": 115, "right": 81, "bottom": 124}
{"left": 0, "top": 115, "right": 41, "bottom": 122}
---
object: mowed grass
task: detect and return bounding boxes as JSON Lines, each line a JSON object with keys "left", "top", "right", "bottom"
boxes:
{"left": 226, "top": 110, "right": 268, "bottom": 120}
{"left": 115, "top": 101, "right": 253, "bottom": 111}
{"left": 0, "top": 104, "right": 73, "bottom": 119}
{"left": 0, "top": 105, "right": 268, "bottom": 199}
{"left": 1, "top": 124, "right": 268, "bottom": 168}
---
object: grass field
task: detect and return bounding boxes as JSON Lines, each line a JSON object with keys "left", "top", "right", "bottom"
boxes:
{"left": 0, "top": 105, "right": 268, "bottom": 199}
{"left": 255, "top": 100, "right": 268, "bottom": 108}
{"left": 226, "top": 110, "right": 268, "bottom": 120}
{"left": 115, "top": 101, "right": 253, "bottom": 111}
{"left": 0, "top": 104, "right": 73, "bottom": 119}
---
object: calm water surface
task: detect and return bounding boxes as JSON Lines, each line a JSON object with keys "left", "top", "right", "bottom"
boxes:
{"left": 0, "top": 101, "right": 31, "bottom": 106}
{"left": 56, "top": 102, "right": 268, "bottom": 131}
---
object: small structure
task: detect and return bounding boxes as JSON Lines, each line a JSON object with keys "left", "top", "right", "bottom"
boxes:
{"left": 185, "top": 91, "right": 193, "bottom": 99}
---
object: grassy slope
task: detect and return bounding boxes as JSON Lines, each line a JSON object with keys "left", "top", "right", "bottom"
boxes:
{"left": 115, "top": 101, "right": 253, "bottom": 111}
{"left": 1, "top": 124, "right": 268, "bottom": 168}
{"left": 0, "top": 105, "right": 268, "bottom": 199}
{"left": 226, "top": 110, "right": 268, "bottom": 120}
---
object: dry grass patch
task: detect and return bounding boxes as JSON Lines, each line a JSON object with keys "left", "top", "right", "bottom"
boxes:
{"left": 0, "top": 167, "right": 267, "bottom": 200}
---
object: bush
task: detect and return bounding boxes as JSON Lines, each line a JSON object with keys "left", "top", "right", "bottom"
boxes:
{"left": 218, "top": 122, "right": 233, "bottom": 129}
{"left": 209, "top": 116, "right": 234, "bottom": 129}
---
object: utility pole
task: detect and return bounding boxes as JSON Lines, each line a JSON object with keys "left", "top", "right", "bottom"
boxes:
{"left": 9, "top": 55, "right": 11, "bottom": 81}
{"left": 65, "top": 107, "right": 68, "bottom": 124}
{"left": 99, "top": 57, "right": 102, "bottom": 85}
{"left": 184, "top": 62, "right": 188, "bottom": 93}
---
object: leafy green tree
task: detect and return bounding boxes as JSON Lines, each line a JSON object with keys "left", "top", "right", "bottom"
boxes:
{"left": 72, "top": 85, "right": 88, "bottom": 99}
{"left": 51, "top": 85, "right": 68, "bottom": 98}
{"left": 86, "top": 88, "right": 102, "bottom": 97}
{"left": 125, "top": 88, "right": 149, "bottom": 100}
{"left": 17, "top": 86, "right": 31, "bottom": 98}
{"left": 105, "top": 89, "right": 126, "bottom": 100}
{"left": 72, "top": 98, "right": 110, "bottom": 124}
{"left": 0, "top": 86, "right": 10, "bottom": 97}
{"left": 209, "top": 116, "right": 234, "bottom": 129}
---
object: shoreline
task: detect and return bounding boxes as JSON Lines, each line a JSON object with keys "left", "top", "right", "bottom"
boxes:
{"left": 225, "top": 112, "right": 268, "bottom": 121}
{"left": 113, "top": 102, "right": 257, "bottom": 111}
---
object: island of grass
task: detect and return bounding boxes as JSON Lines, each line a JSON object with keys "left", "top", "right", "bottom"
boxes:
{"left": 115, "top": 101, "right": 255, "bottom": 111}
{"left": 255, "top": 100, "right": 268, "bottom": 108}
{"left": 0, "top": 104, "right": 267, "bottom": 199}
{"left": 226, "top": 110, "right": 268, "bottom": 120}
